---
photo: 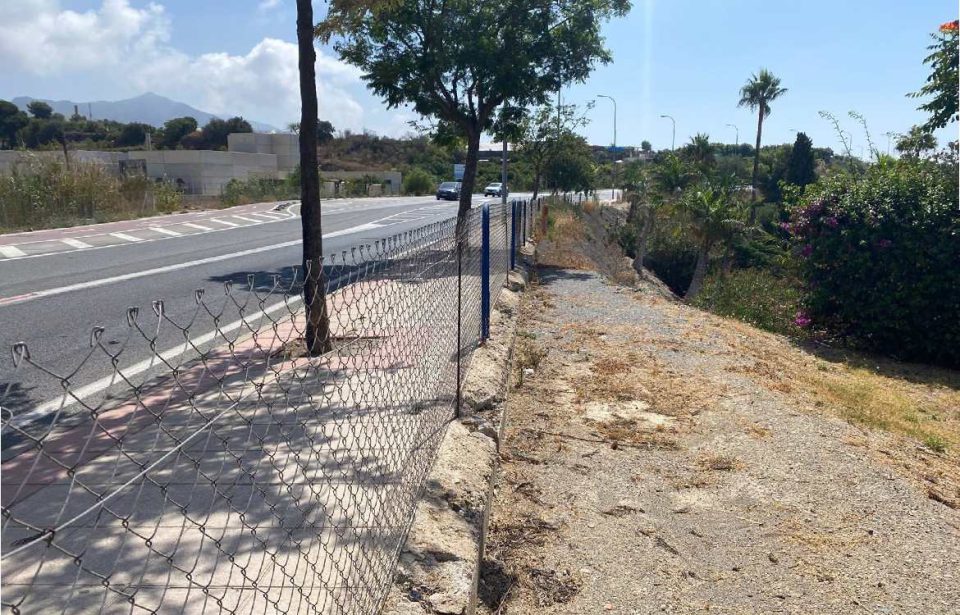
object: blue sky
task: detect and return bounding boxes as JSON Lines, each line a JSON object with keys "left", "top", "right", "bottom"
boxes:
{"left": 1, "top": 0, "right": 956, "bottom": 152}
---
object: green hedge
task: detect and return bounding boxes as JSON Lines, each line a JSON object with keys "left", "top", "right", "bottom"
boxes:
{"left": 789, "top": 158, "right": 960, "bottom": 367}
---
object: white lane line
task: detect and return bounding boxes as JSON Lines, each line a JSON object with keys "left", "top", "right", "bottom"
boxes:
{"left": 231, "top": 215, "right": 261, "bottom": 224}
{"left": 0, "top": 240, "right": 300, "bottom": 306}
{"left": 149, "top": 226, "right": 182, "bottom": 237}
{"left": 61, "top": 238, "right": 93, "bottom": 249}
{"left": 109, "top": 232, "right": 143, "bottom": 243}
{"left": 250, "top": 212, "right": 282, "bottom": 220}
{"left": 209, "top": 218, "right": 239, "bottom": 227}
{"left": 7, "top": 296, "right": 302, "bottom": 428}
{"left": 182, "top": 222, "right": 212, "bottom": 232}
{"left": 0, "top": 245, "right": 27, "bottom": 258}
{"left": 0, "top": 214, "right": 415, "bottom": 307}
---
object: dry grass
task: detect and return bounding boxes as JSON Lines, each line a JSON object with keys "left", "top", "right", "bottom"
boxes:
{"left": 800, "top": 365, "right": 960, "bottom": 454}
{"left": 697, "top": 453, "right": 741, "bottom": 471}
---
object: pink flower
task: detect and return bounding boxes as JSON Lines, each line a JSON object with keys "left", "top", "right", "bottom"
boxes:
{"left": 778, "top": 222, "right": 793, "bottom": 234}
{"left": 800, "top": 244, "right": 813, "bottom": 258}
{"left": 825, "top": 216, "right": 839, "bottom": 228}
{"left": 794, "top": 312, "right": 812, "bottom": 327}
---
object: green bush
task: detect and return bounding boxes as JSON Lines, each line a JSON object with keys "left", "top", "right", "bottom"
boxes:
{"left": 221, "top": 175, "right": 299, "bottom": 206}
{"left": 789, "top": 158, "right": 960, "bottom": 367}
{"left": 692, "top": 269, "right": 806, "bottom": 337}
{"left": 402, "top": 168, "right": 435, "bottom": 195}
{"left": 0, "top": 157, "right": 161, "bottom": 231}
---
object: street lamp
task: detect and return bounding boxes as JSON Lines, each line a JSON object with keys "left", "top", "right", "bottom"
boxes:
{"left": 660, "top": 114, "right": 675, "bottom": 150}
{"left": 725, "top": 123, "right": 739, "bottom": 148}
{"left": 597, "top": 94, "right": 618, "bottom": 198}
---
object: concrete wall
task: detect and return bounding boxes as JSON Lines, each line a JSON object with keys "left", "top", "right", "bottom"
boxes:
{"left": 1, "top": 132, "right": 400, "bottom": 197}
{"left": 228, "top": 132, "right": 298, "bottom": 173}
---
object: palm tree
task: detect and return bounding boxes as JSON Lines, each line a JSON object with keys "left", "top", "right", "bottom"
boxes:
{"left": 686, "top": 133, "right": 715, "bottom": 168}
{"left": 738, "top": 69, "right": 787, "bottom": 220}
{"left": 680, "top": 181, "right": 747, "bottom": 300}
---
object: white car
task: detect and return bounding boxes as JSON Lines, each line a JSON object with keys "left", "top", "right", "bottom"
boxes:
{"left": 484, "top": 182, "right": 507, "bottom": 197}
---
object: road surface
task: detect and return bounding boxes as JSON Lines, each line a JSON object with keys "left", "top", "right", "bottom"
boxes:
{"left": 0, "top": 194, "right": 495, "bottom": 421}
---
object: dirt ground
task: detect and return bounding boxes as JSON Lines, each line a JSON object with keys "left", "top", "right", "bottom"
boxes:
{"left": 477, "top": 214, "right": 960, "bottom": 614}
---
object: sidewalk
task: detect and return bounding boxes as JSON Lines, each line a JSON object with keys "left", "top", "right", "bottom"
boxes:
{"left": 479, "top": 265, "right": 959, "bottom": 614}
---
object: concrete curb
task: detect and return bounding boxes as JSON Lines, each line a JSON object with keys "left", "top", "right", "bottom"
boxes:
{"left": 380, "top": 245, "right": 533, "bottom": 615}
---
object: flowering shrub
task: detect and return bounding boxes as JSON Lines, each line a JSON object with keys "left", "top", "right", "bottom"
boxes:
{"left": 789, "top": 159, "right": 960, "bottom": 367}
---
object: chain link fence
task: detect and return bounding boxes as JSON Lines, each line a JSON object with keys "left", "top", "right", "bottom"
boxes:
{"left": 1, "top": 199, "right": 540, "bottom": 614}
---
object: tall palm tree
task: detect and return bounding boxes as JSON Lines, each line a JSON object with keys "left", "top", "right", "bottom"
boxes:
{"left": 738, "top": 69, "right": 787, "bottom": 219}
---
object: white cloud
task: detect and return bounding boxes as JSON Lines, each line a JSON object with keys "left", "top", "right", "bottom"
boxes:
{"left": 0, "top": 0, "right": 405, "bottom": 133}
{"left": 0, "top": 0, "right": 170, "bottom": 74}
{"left": 258, "top": 0, "right": 283, "bottom": 10}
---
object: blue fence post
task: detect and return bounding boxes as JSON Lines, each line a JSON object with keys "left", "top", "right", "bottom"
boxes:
{"left": 481, "top": 203, "right": 491, "bottom": 342}
{"left": 522, "top": 199, "right": 528, "bottom": 244}
{"left": 509, "top": 200, "right": 517, "bottom": 270}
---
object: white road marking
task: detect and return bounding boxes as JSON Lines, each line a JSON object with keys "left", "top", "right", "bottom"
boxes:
{"left": 210, "top": 218, "right": 239, "bottom": 227}
{"left": 0, "top": 245, "right": 27, "bottom": 258}
{"left": 149, "top": 226, "right": 182, "bottom": 237}
{"left": 250, "top": 212, "right": 282, "bottom": 220}
{"left": 61, "top": 238, "right": 93, "bottom": 249}
{"left": 230, "top": 215, "right": 261, "bottom": 224}
{"left": 109, "top": 232, "right": 143, "bottom": 243}
{"left": 182, "top": 222, "right": 212, "bottom": 231}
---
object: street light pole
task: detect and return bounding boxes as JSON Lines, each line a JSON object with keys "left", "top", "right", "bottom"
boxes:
{"left": 725, "top": 123, "right": 739, "bottom": 148}
{"left": 597, "top": 94, "right": 617, "bottom": 199}
{"left": 660, "top": 114, "right": 675, "bottom": 151}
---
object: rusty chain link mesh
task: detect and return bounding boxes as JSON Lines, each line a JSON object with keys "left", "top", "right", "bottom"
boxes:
{"left": 0, "top": 200, "right": 537, "bottom": 614}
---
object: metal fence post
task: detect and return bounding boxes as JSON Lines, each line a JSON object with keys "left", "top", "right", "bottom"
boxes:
{"left": 510, "top": 200, "right": 517, "bottom": 270}
{"left": 481, "top": 203, "right": 491, "bottom": 342}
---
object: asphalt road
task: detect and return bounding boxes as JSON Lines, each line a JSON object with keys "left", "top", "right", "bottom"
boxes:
{"left": 0, "top": 194, "right": 498, "bottom": 421}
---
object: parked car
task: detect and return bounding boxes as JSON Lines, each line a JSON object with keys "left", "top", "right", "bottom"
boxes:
{"left": 436, "top": 181, "right": 461, "bottom": 200}
{"left": 484, "top": 182, "right": 507, "bottom": 197}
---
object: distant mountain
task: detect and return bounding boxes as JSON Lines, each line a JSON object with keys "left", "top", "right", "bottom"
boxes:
{"left": 11, "top": 92, "right": 279, "bottom": 133}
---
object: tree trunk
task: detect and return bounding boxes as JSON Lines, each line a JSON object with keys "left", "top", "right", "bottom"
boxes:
{"left": 531, "top": 164, "right": 541, "bottom": 202}
{"left": 458, "top": 127, "right": 481, "bottom": 221}
{"left": 749, "top": 106, "right": 764, "bottom": 224}
{"left": 720, "top": 246, "right": 733, "bottom": 277}
{"left": 297, "top": 0, "right": 331, "bottom": 355}
{"left": 685, "top": 240, "right": 712, "bottom": 300}
{"left": 633, "top": 212, "right": 653, "bottom": 274}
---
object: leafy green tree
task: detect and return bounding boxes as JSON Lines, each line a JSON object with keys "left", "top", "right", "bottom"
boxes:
{"left": 319, "top": 0, "right": 630, "bottom": 222}
{"left": 201, "top": 117, "right": 252, "bottom": 150}
{"left": 179, "top": 130, "right": 207, "bottom": 149}
{"left": 26, "top": 101, "right": 53, "bottom": 119}
{"left": 317, "top": 120, "right": 335, "bottom": 144}
{"left": 159, "top": 116, "right": 198, "bottom": 149}
{"left": 115, "top": 122, "right": 152, "bottom": 147}
{"left": 738, "top": 69, "right": 787, "bottom": 216}
{"left": 516, "top": 104, "right": 588, "bottom": 200}
{"left": 784, "top": 132, "right": 816, "bottom": 189}
{"left": 909, "top": 20, "right": 958, "bottom": 132}
{"left": 896, "top": 125, "right": 938, "bottom": 158}
{"left": 679, "top": 179, "right": 747, "bottom": 299}
{"left": 641, "top": 140, "right": 652, "bottom": 152}
{"left": 287, "top": 119, "right": 336, "bottom": 144}
{"left": 545, "top": 132, "right": 595, "bottom": 194}
{"left": 0, "top": 100, "right": 29, "bottom": 148}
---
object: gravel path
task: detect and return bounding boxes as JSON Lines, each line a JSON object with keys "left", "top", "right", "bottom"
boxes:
{"left": 480, "top": 266, "right": 959, "bottom": 614}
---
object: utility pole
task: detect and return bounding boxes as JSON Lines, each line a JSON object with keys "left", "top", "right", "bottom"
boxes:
{"left": 597, "top": 94, "right": 617, "bottom": 199}
{"left": 660, "top": 114, "right": 676, "bottom": 151}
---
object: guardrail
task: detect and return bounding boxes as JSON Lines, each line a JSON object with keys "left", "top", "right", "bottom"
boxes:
{"left": 0, "top": 198, "right": 541, "bottom": 614}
